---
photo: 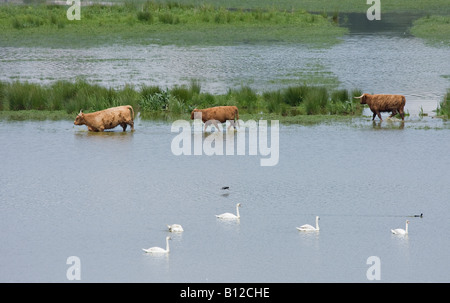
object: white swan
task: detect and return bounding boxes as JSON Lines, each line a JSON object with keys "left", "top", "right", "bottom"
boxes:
{"left": 167, "top": 224, "right": 184, "bottom": 233}
{"left": 297, "top": 216, "right": 320, "bottom": 231}
{"left": 216, "top": 203, "right": 241, "bottom": 219}
{"left": 391, "top": 220, "right": 409, "bottom": 235}
{"left": 142, "top": 236, "right": 171, "bottom": 254}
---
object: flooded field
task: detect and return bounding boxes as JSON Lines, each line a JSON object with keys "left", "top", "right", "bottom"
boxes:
{"left": 1, "top": 34, "right": 449, "bottom": 116}
{"left": 0, "top": 118, "right": 449, "bottom": 282}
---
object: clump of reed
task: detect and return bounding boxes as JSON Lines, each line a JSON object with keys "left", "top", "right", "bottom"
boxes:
{"left": 327, "top": 88, "right": 363, "bottom": 115}
{"left": 6, "top": 4, "right": 68, "bottom": 30}
{"left": 260, "top": 86, "right": 363, "bottom": 116}
{"left": 410, "top": 15, "right": 450, "bottom": 46}
{"left": 436, "top": 89, "right": 450, "bottom": 118}
{"left": 0, "top": 79, "right": 364, "bottom": 118}
{"left": 0, "top": 79, "right": 140, "bottom": 114}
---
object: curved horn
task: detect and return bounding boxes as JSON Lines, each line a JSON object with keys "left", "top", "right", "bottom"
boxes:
{"left": 79, "top": 109, "right": 83, "bottom": 114}
{"left": 353, "top": 94, "right": 364, "bottom": 99}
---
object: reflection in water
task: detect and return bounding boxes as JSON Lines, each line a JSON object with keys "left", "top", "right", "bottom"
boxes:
{"left": 297, "top": 231, "right": 320, "bottom": 250}
{"left": 372, "top": 120, "right": 405, "bottom": 130}
{"left": 340, "top": 12, "right": 426, "bottom": 35}
{"left": 74, "top": 129, "right": 134, "bottom": 141}
{"left": 390, "top": 233, "right": 411, "bottom": 264}
{"left": 216, "top": 218, "right": 241, "bottom": 236}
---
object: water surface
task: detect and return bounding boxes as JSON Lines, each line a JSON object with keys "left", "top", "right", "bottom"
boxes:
{"left": 0, "top": 119, "right": 449, "bottom": 282}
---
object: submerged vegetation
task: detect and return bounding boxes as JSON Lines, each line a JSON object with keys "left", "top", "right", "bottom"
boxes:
{"left": 0, "top": 79, "right": 364, "bottom": 120}
{"left": 0, "top": 1, "right": 347, "bottom": 47}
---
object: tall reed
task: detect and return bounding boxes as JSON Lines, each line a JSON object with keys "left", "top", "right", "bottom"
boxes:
{"left": 436, "top": 89, "right": 450, "bottom": 118}
{"left": 0, "top": 80, "right": 366, "bottom": 117}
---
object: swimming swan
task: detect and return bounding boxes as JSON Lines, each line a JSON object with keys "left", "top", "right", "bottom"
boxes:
{"left": 216, "top": 203, "right": 241, "bottom": 219}
{"left": 142, "top": 236, "right": 171, "bottom": 254}
{"left": 391, "top": 220, "right": 409, "bottom": 235}
{"left": 297, "top": 216, "right": 320, "bottom": 231}
{"left": 167, "top": 224, "right": 184, "bottom": 233}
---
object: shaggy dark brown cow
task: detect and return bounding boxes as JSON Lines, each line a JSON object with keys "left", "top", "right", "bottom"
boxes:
{"left": 191, "top": 106, "right": 240, "bottom": 131}
{"left": 354, "top": 94, "right": 406, "bottom": 121}
{"left": 74, "top": 105, "right": 135, "bottom": 132}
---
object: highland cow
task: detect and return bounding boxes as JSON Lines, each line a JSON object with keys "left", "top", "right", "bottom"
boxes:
{"left": 74, "top": 105, "right": 135, "bottom": 132}
{"left": 191, "top": 106, "right": 240, "bottom": 131}
{"left": 354, "top": 94, "right": 406, "bottom": 121}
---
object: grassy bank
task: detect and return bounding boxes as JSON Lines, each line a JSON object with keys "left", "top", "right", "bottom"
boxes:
{"left": 0, "top": 79, "right": 364, "bottom": 120}
{"left": 0, "top": 2, "right": 346, "bottom": 47}
{"left": 80, "top": 0, "right": 450, "bottom": 14}
{"left": 410, "top": 15, "right": 450, "bottom": 46}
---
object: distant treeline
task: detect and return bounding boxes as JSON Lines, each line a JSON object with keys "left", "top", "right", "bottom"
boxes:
{"left": 0, "top": 80, "right": 367, "bottom": 117}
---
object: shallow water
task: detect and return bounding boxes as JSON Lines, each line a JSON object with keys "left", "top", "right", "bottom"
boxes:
{"left": 0, "top": 118, "right": 449, "bottom": 282}
{"left": 1, "top": 11, "right": 450, "bottom": 282}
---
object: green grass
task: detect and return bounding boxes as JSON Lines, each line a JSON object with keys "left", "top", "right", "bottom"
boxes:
{"left": 410, "top": 15, "right": 450, "bottom": 46}
{"left": 2, "top": 1, "right": 448, "bottom": 47}
{"left": 0, "top": 2, "right": 347, "bottom": 47}
{"left": 0, "top": 79, "right": 365, "bottom": 121}
{"left": 0, "top": 110, "right": 74, "bottom": 121}
{"left": 436, "top": 89, "right": 450, "bottom": 118}
{"left": 84, "top": 0, "right": 450, "bottom": 14}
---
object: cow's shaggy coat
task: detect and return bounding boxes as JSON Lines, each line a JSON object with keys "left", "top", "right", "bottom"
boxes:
{"left": 355, "top": 94, "right": 406, "bottom": 121}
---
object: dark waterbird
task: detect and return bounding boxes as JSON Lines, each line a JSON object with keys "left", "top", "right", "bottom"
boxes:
{"left": 221, "top": 186, "right": 230, "bottom": 190}
{"left": 408, "top": 213, "right": 423, "bottom": 218}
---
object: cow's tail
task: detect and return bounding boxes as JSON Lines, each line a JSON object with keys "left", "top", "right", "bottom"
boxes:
{"left": 128, "top": 105, "right": 135, "bottom": 120}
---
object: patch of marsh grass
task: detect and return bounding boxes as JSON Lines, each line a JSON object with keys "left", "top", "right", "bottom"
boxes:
{"left": 436, "top": 89, "right": 450, "bottom": 118}
{"left": 410, "top": 15, "right": 450, "bottom": 46}
{"left": 0, "top": 2, "right": 347, "bottom": 47}
{"left": 0, "top": 80, "right": 366, "bottom": 119}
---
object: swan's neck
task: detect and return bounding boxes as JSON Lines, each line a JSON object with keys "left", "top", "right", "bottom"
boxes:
{"left": 236, "top": 205, "right": 240, "bottom": 218}
{"left": 405, "top": 222, "right": 409, "bottom": 234}
{"left": 316, "top": 217, "right": 320, "bottom": 230}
